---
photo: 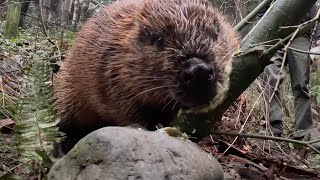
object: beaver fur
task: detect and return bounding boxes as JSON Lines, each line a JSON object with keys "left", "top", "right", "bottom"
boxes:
{"left": 53, "top": 0, "right": 239, "bottom": 156}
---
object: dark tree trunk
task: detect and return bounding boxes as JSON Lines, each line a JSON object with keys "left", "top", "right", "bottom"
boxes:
{"left": 19, "top": 1, "right": 30, "bottom": 28}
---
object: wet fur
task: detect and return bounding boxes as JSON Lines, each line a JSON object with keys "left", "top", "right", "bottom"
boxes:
{"left": 53, "top": 0, "right": 240, "bottom": 156}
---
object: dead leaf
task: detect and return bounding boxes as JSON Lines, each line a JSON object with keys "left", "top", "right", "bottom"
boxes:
{"left": 0, "top": 118, "right": 15, "bottom": 129}
{"left": 242, "top": 145, "right": 253, "bottom": 152}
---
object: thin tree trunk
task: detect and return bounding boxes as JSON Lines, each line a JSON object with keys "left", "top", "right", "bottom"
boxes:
{"left": 4, "top": 3, "right": 22, "bottom": 39}
{"left": 173, "top": 0, "right": 318, "bottom": 139}
{"left": 19, "top": 1, "right": 30, "bottom": 28}
{"left": 60, "top": 0, "right": 72, "bottom": 26}
{"left": 42, "top": 0, "right": 51, "bottom": 21}
{"left": 71, "top": 0, "right": 80, "bottom": 28}
{"left": 79, "top": 0, "right": 91, "bottom": 24}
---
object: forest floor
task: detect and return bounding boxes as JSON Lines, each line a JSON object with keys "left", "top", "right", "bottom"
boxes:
{"left": 1, "top": 20, "right": 320, "bottom": 179}
{"left": 198, "top": 91, "right": 320, "bottom": 179}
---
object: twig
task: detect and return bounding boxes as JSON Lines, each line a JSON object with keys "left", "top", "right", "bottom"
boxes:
{"left": 268, "top": 8, "right": 320, "bottom": 102}
{"left": 310, "top": 8, "right": 320, "bottom": 48}
{"left": 262, "top": 16, "right": 319, "bottom": 57}
{"left": 211, "top": 131, "right": 320, "bottom": 155}
{"left": 268, "top": 24, "right": 301, "bottom": 102}
{"left": 234, "top": 94, "right": 245, "bottom": 128}
{"left": 218, "top": 90, "right": 264, "bottom": 159}
{"left": 288, "top": 47, "right": 320, "bottom": 55}
{"left": 0, "top": 160, "right": 33, "bottom": 177}
{"left": 252, "top": 44, "right": 320, "bottom": 55}
{"left": 38, "top": 0, "right": 55, "bottom": 45}
{"left": 235, "top": 0, "right": 274, "bottom": 31}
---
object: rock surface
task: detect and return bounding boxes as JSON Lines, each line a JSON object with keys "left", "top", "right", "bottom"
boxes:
{"left": 48, "top": 127, "right": 224, "bottom": 180}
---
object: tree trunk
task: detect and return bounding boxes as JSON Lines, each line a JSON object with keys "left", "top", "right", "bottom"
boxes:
{"left": 42, "top": 0, "right": 52, "bottom": 21}
{"left": 0, "top": 0, "right": 5, "bottom": 6}
{"left": 59, "top": 0, "right": 72, "bottom": 26}
{"left": 19, "top": 1, "right": 30, "bottom": 28}
{"left": 71, "top": 0, "right": 80, "bottom": 28}
{"left": 173, "top": 0, "right": 318, "bottom": 139}
{"left": 4, "top": 3, "right": 22, "bottom": 39}
{"left": 79, "top": 0, "right": 91, "bottom": 24}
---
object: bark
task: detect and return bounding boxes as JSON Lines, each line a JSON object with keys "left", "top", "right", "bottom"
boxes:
{"left": 173, "top": 0, "right": 318, "bottom": 140}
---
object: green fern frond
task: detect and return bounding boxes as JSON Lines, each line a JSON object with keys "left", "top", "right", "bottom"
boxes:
{"left": 14, "top": 50, "right": 61, "bottom": 162}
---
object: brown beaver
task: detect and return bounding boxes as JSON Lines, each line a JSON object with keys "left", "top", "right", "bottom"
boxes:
{"left": 53, "top": 0, "right": 239, "bottom": 156}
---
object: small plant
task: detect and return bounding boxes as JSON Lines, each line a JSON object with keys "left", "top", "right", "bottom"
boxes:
{"left": 11, "top": 50, "right": 61, "bottom": 175}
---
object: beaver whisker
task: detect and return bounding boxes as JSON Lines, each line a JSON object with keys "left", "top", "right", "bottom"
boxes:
{"left": 120, "top": 74, "right": 169, "bottom": 79}
{"left": 137, "top": 79, "right": 169, "bottom": 84}
{"left": 129, "top": 85, "right": 173, "bottom": 102}
{"left": 160, "top": 93, "right": 171, "bottom": 104}
{"left": 172, "top": 100, "right": 179, "bottom": 111}
{"left": 161, "top": 95, "right": 174, "bottom": 112}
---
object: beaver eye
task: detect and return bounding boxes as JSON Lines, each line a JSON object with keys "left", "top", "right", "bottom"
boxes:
{"left": 138, "top": 29, "right": 165, "bottom": 48}
{"left": 150, "top": 34, "right": 165, "bottom": 48}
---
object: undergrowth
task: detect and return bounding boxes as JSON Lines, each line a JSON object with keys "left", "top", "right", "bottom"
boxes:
{"left": 0, "top": 50, "right": 62, "bottom": 179}
{"left": 244, "top": 63, "right": 320, "bottom": 169}
{"left": 0, "top": 19, "right": 72, "bottom": 179}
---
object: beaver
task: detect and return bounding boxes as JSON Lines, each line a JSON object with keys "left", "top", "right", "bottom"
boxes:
{"left": 53, "top": 0, "right": 239, "bottom": 156}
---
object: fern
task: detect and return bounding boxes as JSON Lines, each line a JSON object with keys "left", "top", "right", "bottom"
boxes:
{"left": 13, "top": 50, "right": 61, "bottom": 162}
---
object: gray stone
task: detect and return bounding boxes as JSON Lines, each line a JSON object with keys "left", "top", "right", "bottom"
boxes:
{"left": 48, "top": 127, "right": 224, "bottom": 180}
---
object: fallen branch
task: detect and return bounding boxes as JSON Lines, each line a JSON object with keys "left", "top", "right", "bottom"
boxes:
{"left": 211, "top": 131, "right": 320, "bottom": 155}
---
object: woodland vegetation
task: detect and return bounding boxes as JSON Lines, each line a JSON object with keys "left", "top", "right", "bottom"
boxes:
{"left": 0, "top": 0, "right": 320, "bottom": 179}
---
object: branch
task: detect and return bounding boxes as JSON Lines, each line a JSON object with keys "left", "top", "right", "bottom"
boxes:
{"left": 211, "top": 131, "right": 320, "bottom": 155}
{"left": 235, "top": 0, "right": 273, "bottom": 31}
{"left": 289, "top": 47, "right": 320, "bottom": 55}
{"left": 262, "top": 12, "right": 320, "bottom": 57}
{"left": 265, "top": 8, "right": 320, "bottom": 101}
{"left": 268, "top": 23, "right": 301, "bottom": 102}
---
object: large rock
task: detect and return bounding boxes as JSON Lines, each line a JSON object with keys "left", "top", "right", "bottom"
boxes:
{"left": 48, "top": 127, "right": 224, "bottom": 180}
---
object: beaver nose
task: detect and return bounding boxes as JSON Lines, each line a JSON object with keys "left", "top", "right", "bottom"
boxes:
{"left": 183, "top": 57, "right": 214, "bottom": 83}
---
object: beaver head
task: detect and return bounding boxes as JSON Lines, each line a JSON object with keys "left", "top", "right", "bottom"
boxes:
{"left": 113, "top": 0, "right": 238, "bottom": 108}
{"left": 71, "top": 0, "right": 240, "bottom": 115}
